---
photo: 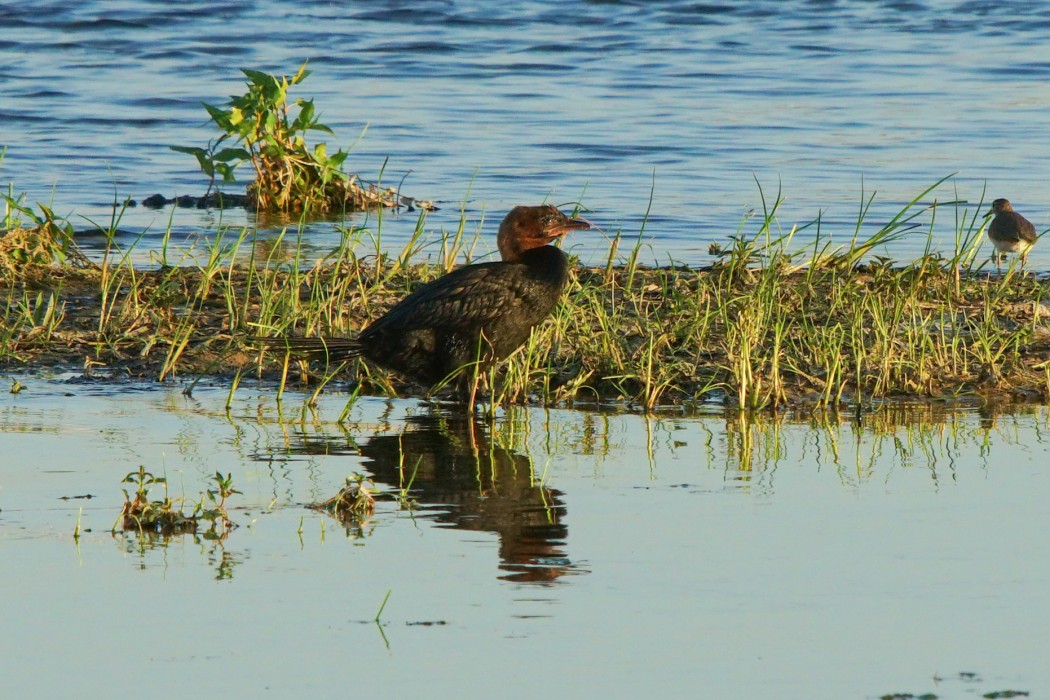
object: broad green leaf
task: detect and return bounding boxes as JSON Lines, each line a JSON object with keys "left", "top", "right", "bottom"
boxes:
{"left": 213, "top": 147, "right": 251, "bottom": 162}
{"left": 203, "top": 103, "right": 230, "bottom": 124}
{"left": 169, "top": 145, "right": 207, "bottom": 156}
{"left": 294, "top": 100, "right": 315, "bottom": 130}
{"left": 216, "top": 163, "right": 237, "bottom": 183}
{"left": 241, "top": 68, "right": 271, "bottom": 86}
{"left": 327, "top": 151, "right": 349, "bottom": 170}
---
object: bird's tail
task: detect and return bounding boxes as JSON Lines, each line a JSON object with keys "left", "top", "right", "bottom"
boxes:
{"left": 255, "top": 336, "right": 363, "bottom": 363}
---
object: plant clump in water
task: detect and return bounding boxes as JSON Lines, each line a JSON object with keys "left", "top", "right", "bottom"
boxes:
{"left": 313, "top": 473, "right": 377, "bottom": 521}
{"left": 171, "top": 63, "right": 433, "bottom": 216}
{"left": 0, "top": 198, "right": 92, "bottom": 274}
{"left": 116, "top": 466, "right": 198, "bottom": 536}
{"left": 115, "top": 466, "right": 239, "bottom": 540}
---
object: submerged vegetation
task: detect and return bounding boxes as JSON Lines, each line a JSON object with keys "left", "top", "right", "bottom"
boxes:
{"left": 2, "top": 179, "right": 1049, "bottom": 412}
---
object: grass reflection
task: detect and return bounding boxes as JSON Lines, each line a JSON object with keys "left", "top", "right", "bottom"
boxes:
{"left": 718, "top": 403, "right": 1048, "bottom": 479}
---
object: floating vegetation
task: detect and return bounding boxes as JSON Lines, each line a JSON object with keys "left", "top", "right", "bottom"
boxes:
{"left": 115, "top": 466, "right": 239, "bottom": 539}
{"left": 312, "top": 473, "right": 377, "bottom": 521}
{"left": 171, "top": 63, "right": 433, "bottom": 215}
{"left": 116, "top": 465, "right": 198, "bottom": 536}
{"left": 879, "top": 671, "right": 1031, "bottom": 700}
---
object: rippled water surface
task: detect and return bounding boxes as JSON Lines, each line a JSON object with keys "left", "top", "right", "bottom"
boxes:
{"left": 4, "top": 0, "right": 1050, "bottom": 265}
{"left": 2, "top": 375, "right": 1048, "bottom": 697}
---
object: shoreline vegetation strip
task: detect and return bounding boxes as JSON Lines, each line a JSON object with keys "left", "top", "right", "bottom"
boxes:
{"left": 3, "top": 186, "right": 1050, "bottom": 412}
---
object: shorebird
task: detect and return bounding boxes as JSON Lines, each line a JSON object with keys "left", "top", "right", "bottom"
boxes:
{"left": 987, "top": 198, "right": 1037, "bottom": 269}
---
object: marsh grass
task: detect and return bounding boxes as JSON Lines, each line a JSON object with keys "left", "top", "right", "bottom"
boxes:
{"left": 3, "top": 181, "right": 1050, "bottom": 412}
{"left": 0, "top": 196, "right": 91, "bottom": 273}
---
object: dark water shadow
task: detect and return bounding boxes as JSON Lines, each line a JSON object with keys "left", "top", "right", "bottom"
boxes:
{"left": 355, "top": 409, "right": 584, "bottom": 585}
{"left": 267, "top": 404, "right": 588, "bottom": 585}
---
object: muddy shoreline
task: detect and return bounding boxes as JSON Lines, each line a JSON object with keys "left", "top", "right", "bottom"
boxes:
{"left": 5, "top": 257, "right": 1050, "bottom": 411}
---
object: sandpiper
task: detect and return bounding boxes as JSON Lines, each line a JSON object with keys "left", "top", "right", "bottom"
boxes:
{"left": 987, "top": 198, "right": 1037, "bottom": 268}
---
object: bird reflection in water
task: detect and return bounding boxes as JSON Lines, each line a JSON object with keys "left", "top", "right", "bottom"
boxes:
{"left": 358, "top": 409, "right": 583, "bottom": 585}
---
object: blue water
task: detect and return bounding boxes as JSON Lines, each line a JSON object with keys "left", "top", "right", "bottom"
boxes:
{"left": 4, "top": 0, "right": 1050, "bottom": 266}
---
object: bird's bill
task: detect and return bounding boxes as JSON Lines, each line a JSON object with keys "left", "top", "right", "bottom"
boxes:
{"left": 546, "top": 217, "right": 592, "bottom": 239}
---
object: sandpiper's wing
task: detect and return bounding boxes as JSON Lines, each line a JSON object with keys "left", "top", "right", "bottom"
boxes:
{"left": 991, "top": 212, "right": 1037, "bottom": 244}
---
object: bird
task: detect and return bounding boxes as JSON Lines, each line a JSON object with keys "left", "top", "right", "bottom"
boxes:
{"left": 987, "top": 198, "right": 1037, "bottom": 269}
{"left": 260, "top": 204, "right": 590, "bottom": 398}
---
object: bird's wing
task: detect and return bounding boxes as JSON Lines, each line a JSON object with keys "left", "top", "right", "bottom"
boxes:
{"left": 366, "top": 262, "right": 531, "bottom": 334}
{"left": 995, "top": 213, "right": 1038, "bottom": 243}
{"left": 1019, "top": 215, "right": 1039, "bottom": 243}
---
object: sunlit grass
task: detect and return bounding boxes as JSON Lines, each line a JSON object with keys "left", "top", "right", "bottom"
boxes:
{"left": 2, "top": 179, "right": 1049, "bottom": 412}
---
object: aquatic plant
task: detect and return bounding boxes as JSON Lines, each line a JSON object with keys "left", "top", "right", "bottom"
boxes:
{"left": 198, "top": 471, "right": 242, "bottom": 538}
{"left": 313, "top": 473, "right": 377, "bottom": 519}
{"left": 116, "top": 466, "right": 197, "bottom": 535}
{"left": 115, "top": 466, "right": 241, "bottom": 539}
{"left": 172, "top": 63, "right": 431, "bottom": 215}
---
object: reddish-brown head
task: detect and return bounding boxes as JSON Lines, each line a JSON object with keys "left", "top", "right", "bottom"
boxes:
{"left": 496, "top": 205, "right": 591, "bottom": 261}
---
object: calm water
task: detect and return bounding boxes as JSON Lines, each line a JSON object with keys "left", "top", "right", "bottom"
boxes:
{"left": 1, "top": 374, "right": 1048, "bottom": 698}
{"left": 3, "top": 0, "right": 1050, "bottom": 265}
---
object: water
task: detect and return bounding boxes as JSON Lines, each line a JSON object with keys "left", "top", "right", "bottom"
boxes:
{"left": 4, "top": 0, "right": 1050, "bottom": 266}
{"left": 1, "top": 375, "right": 1047, "bottom": 697}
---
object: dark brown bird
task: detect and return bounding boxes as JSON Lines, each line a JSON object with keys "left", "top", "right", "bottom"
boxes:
{"left": 262, "top": 205, "right": 590, "bottom": 393}
{"left": 987, "top": 198, "right": 1037, "bottom": 268}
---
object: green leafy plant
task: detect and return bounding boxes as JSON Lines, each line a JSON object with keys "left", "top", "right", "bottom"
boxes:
{"left": 115, "top": 467, "right": 242, "bottom": 540}
{"left": 198, "top": 471, "right": 242, "bottom": 539}
{"left": 116, "top": 466, "right": 196, "bottom": 535}
{"left": 172, "top": 62, "right": 412, "bottom": 215}
{"left": 169, "top": 138, "right": 245, "bottom": 198}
